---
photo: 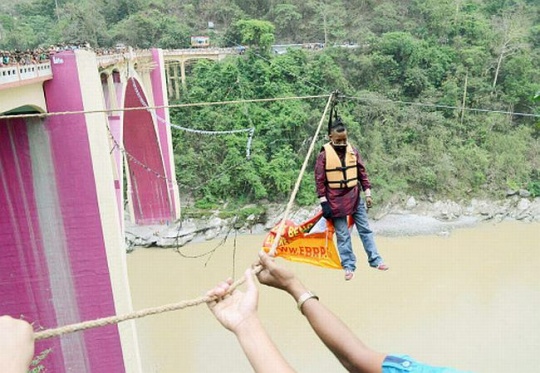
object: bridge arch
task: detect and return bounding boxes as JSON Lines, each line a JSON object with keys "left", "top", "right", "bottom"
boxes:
{"left": 100, "top": 69, "right": 123, "bottom": 114}
{"left": 122, "top": 76, "right": 172, "bottom": 224}
{"left": 1, "top": 104, "right": 46, "bottom": 115}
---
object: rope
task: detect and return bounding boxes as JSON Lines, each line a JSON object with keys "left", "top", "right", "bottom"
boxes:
{"left": 343, "top": 94, "right": 540, "bottom": 119}
{"left": 0, "top": 95, "right": 328, "bottom": 120}
{"left": 32, "top": 93, "right": 335, "bottom": 341}
{"left": 34, "top": 262, "right": 262, "bottom": 341}
{"left": 34, "top": 294, "right": 212, "bottom": 341}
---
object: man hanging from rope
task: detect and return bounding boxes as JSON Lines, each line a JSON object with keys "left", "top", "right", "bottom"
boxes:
{"left": 314, "top": 95, "right": 389, "bottom": 280}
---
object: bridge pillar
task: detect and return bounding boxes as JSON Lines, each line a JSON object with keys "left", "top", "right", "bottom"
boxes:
{"left": 0, "top": 116, "right": 67, "bottom": 371}
{"left": 106, "top": 73, "right": 119, "bottom": 113}
{"left": 1, "top": 50, "right": 143, "bottom": 372}
{"left": 37, "top": 49, "right": 141, "bottom": 372}
{"left": 166, "top": 63, "right": 181, "bottom": 100}
{"left": 150, "top": 48, "right": 180, "bottom": 220}
{"left": 167, "top": 64, "right": 174, "bottom": 99}
{"left": 180, "top": 60, "right": 186, "bottom": 90}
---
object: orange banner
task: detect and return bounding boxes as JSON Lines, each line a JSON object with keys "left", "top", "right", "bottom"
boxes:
{"left": 262, "top": 211, "right": 343, "bottom": 270}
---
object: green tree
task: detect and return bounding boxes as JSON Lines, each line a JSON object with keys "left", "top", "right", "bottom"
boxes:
{"left": 489, "top": 5, "right": 532, "bottom": 91}
{"left": 14, "top": 0, "right": 58, "bottom": 20}
{"left": 233, "top": 19, "right": 275, "bottom": 53}
{"left": 233, "top": 0, "right": 271, "bottom": 18}
{"left": 410, "top": 0, "right": 459, "bottom": 39}
{"left": 57, "top": 1, "right": 109, "bottom": 46}
{"left": 103, "top": 0, "right": 146, "bottom": 25}
{"left": 305, "top": 0, "right": 347, "bottom": 45}
{"left": 270, "top": 3, "right": 302, "bottom": 42}
{"left": 369, "top": 1, "right": 411, "bottom": 34}
{"left": 195, "top": 0, "right": 245, "bottom": 31}
{"left": 111, "top": 9, "right": 190, "bottom": 49}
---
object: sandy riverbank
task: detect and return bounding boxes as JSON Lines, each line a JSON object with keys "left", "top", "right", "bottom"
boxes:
{"left": 126, "top": 196, "right": 540, "bottom": 248}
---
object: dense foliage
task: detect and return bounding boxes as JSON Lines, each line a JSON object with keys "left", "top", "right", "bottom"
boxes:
{"left": 2, "top": 0, "right": 539, "bottom": 207}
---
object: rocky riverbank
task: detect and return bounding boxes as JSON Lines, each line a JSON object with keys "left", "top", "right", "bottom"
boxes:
{"left": 125, "top": 193, "right": 540, "bottom": 250}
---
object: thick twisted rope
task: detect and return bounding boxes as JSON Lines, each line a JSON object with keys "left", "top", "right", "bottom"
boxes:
{"left": 0, "top": 95, "right": 328, "bottom": 120}
{"left": 34, "top": 295, "right": 209, "bottom": 341}
{"left": 33, "top": 93, "right": 334, "bottom": 341}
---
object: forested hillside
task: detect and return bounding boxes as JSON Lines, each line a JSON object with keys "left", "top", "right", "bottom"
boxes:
{"left": 1, "top": 0, "right": 539, "bottom": 209}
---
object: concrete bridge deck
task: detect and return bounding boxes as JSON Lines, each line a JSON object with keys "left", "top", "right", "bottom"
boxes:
{"left": 0, "top": 62, "right": 53, "bottom": 92}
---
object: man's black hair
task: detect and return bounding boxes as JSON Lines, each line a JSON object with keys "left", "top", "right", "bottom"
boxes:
{"left": 329, "top": 117, "right": 347, "bottom": 134}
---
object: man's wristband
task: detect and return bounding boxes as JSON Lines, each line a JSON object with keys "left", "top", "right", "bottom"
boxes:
{"left": 297, "top": 291, "right": 319, "bottom": 313}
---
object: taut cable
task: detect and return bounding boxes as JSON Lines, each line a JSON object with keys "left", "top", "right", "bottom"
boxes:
{"left": 0, "top": 95, "right": 328, "bottom": 120}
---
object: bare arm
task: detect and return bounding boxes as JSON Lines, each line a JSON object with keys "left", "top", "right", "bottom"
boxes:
{"left": 256, "top": 252, "right": 386, "bottom": 373}
{"left": 206, "top": 268, "right": 296, "bottom": 373}
{"left": 0, "top": 315, "right": 35, "bottom": 373}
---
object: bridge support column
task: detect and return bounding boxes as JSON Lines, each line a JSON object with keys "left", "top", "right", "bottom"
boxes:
{"left": 167, "top": 64, "right": 174, "bottom": 99}
{"left": 174, "top": 63, "right": 181, "bottom": 99}
{"left": 107, "top": 74, "right": 119, "bottom": 113}
{"left": 40, "top": 49, "right": 142, "bottom": 372}
{"left": 166, "top": 63, "right": 181, "bottom": 100}
{"left": 180, "top": 60, "right": 186, "bottom": 90}
{"left": 0, "top": 116, "right": 67, "bottom": 371}
{"left": 150, "top": 48, "right": 180, "bottom": 220}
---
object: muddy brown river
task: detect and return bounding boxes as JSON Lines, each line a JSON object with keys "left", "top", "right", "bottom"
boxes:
{"left": 127, "top": 221, "right": 540, "bottom": 373}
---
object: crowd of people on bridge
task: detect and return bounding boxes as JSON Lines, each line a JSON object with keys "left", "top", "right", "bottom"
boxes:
{"left": 0, "top": 41, "right": 331, "bottom": 69}
{"left": 0, "top": 48, "right": 49, "bottom": 67}
{"left": 0, "top": 43, "right": 91, "bottom": 68}
{"left": 0, "top": 42, "right": 138, "bottom": 69}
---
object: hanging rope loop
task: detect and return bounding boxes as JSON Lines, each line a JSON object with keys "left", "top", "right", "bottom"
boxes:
{"left": 327, "top": 90, "right": 341, "bottom": 134}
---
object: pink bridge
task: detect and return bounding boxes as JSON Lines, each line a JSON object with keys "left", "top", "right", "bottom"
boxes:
{"left": 0, "top": 47, "right": 234, "bottom": 372}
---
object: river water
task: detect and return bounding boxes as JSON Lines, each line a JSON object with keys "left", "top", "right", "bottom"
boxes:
{"left": 127, "top": 221, "right": 540, "bottom": 373}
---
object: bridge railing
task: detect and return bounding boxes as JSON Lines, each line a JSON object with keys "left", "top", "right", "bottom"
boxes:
{"left": 96, "top": 50, "right": 153, "bottom": 67}
{"left": 163, "top": 47, "right": 238, "bottom": 56}
{"left": 0, "top": 62, "right": 53, "bottom": 88}
{"left": 95, "top": 48, "right": 239, "bottom": 68}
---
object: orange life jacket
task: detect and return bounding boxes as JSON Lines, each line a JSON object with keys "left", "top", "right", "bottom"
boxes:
{"left": 323, "top": 143, "right": 358, "bottom": 189}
